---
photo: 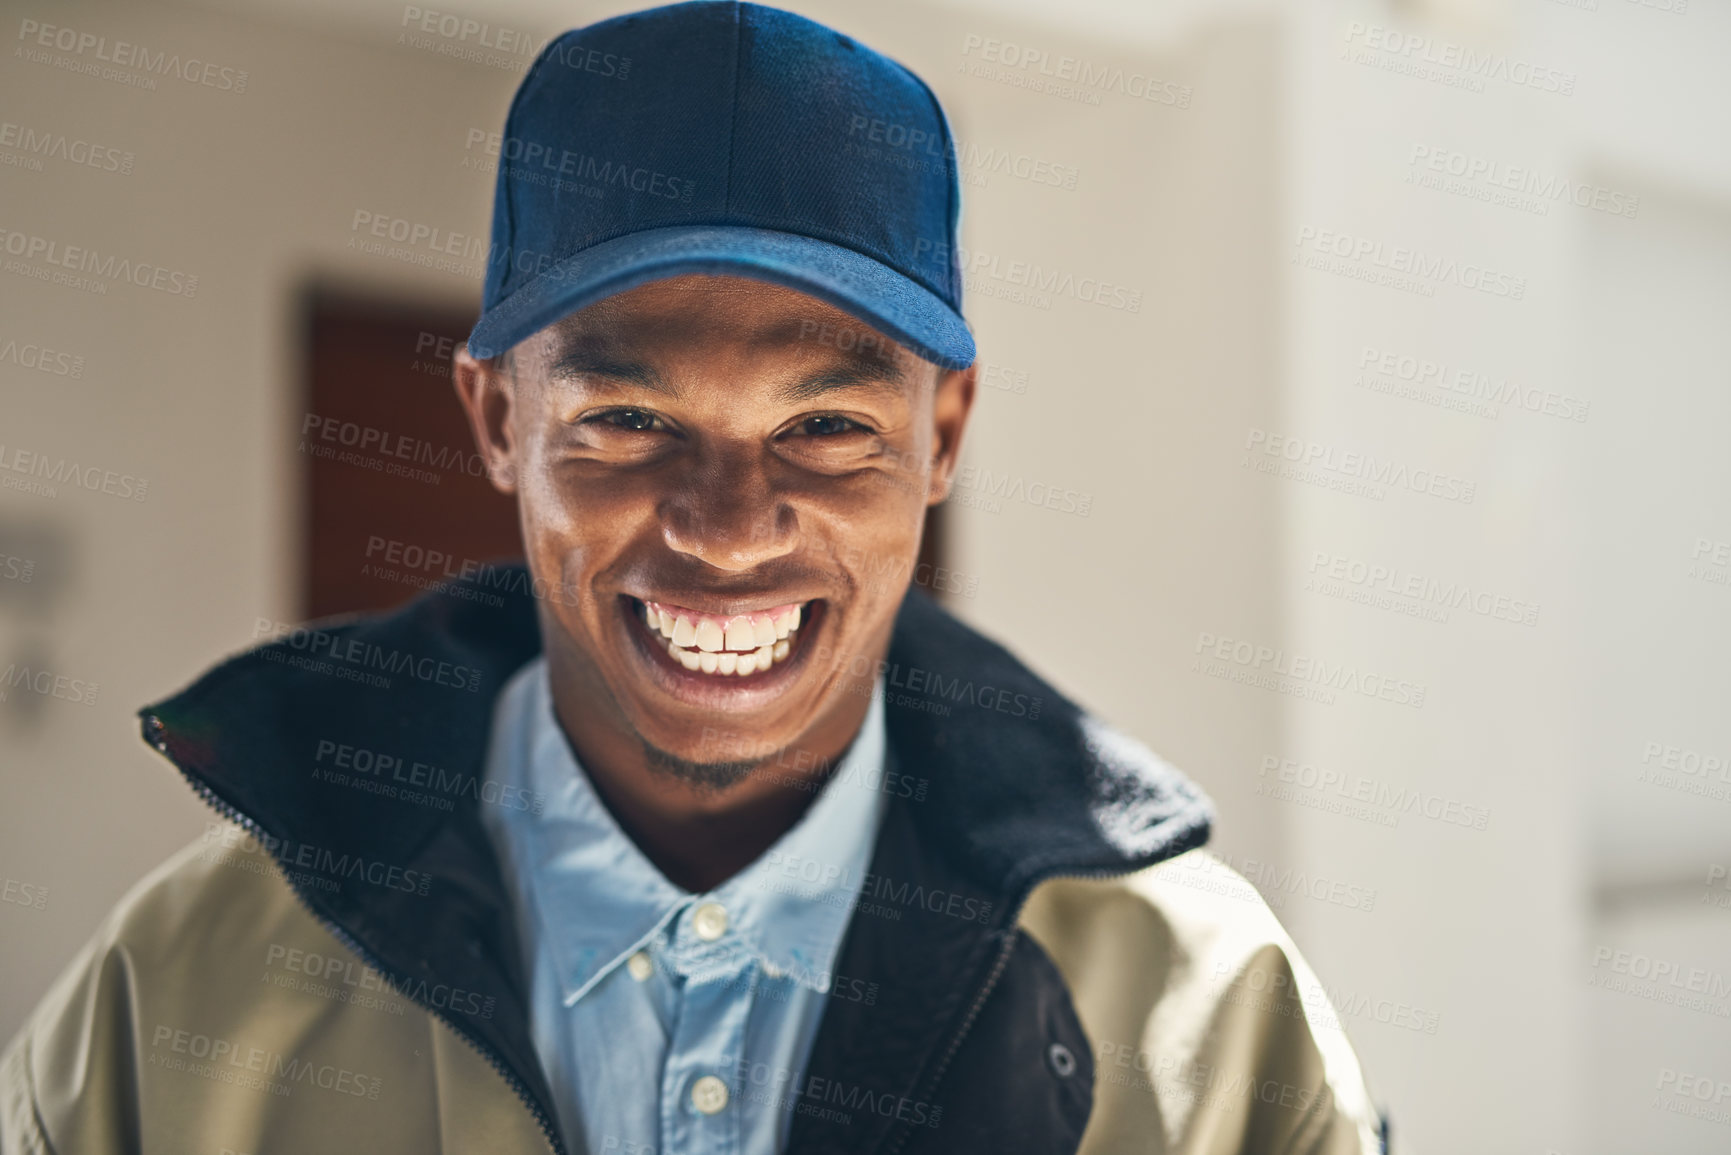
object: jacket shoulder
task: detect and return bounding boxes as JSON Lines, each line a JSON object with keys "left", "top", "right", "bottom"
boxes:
{"left": 0, "top": 825, "right": 463, "bottom": 1155}
{"left": 1019, "top": 850, "right": 1388, "bottom": 1155}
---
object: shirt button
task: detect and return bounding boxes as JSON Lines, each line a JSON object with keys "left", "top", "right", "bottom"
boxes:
{"left": 626, "top": 951, "right": 653, "bottom": 981}
{"left": 692, "top": 902, "right": 728, "bottom": 941}
{"left": 690, "top": 1074, "right": 730, "bottom": 1114}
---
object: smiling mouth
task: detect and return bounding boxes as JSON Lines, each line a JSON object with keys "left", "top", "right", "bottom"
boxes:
{"left": 628, "top": 596, "right": 815, "bottom": 678}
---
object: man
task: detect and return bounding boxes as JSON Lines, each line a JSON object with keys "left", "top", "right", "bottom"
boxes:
{"left": 2, "top": 3, "right": 1389, "bottom": 1153}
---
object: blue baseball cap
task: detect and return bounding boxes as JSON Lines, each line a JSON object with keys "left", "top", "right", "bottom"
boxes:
{"left": 466, "top": 0, "right": 974, "bottom": 370}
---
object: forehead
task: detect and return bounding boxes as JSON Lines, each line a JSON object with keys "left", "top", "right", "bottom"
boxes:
{"left": 524, "top": 274, "right": 925, "bottom": 384}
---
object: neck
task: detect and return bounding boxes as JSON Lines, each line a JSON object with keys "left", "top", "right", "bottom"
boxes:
{"left": 542, "top": 643, "right": 874, "bottom": 894}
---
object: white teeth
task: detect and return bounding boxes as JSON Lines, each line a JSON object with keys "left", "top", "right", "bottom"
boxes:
{"left": 752, "top": 615, "right": 777, "bottom": 648}
{"left": 724, "top": 619, "right": 756, "bottom": 652}
{"left": 672, "top": 614, "right": 697, "bottom": 648}
{"left": 652, "top": 602, "right": 806, "bottom": 677}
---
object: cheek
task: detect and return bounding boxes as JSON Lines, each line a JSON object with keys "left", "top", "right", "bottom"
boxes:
{"left": 809, "top": 494, "right": 928, "bottom": 603}
{"left": 512, "top": 462, "right": 644, "bottom": 592}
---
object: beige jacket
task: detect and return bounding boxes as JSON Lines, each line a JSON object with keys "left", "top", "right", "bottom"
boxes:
{"left": 3, "top": 831, "right": 1385, "bottom": 1154}
{"left": 3, "top": 574, "right": 1389, "bottom": 1154}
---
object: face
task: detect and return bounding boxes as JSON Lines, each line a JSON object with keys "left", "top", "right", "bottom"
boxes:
{"left": 454, "top": 274, "right": 975, "bottom": 786}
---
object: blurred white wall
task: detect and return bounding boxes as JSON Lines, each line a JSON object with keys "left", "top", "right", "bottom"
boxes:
{"left": 3, "top": 1, "right": 1729, "bottom": 1151}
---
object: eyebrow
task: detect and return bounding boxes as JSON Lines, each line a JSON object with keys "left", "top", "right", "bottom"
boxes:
{"left": 775, "top": 353, "right": 907, "bottom": 404}
{"left": 545, "top": 345, "right": 674, "bottom": 395}
{"left": 542, "top": 335, "right": 909, "bottom": 403}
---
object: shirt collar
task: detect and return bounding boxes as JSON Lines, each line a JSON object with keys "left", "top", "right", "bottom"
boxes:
{"left": 486, "top": 658, "right": 888, "bottom": 1005}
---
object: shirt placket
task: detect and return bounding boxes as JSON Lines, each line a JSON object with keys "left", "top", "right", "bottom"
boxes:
{"left": 658, "top": 901, "right": 755, "bottom": 1155}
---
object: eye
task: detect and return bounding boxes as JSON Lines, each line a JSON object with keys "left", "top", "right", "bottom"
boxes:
{"left": 794, "top": 414, "right": 869, "bottom": 437}
{"left": 592, "top": 408, "right": 666, "bottom": 432}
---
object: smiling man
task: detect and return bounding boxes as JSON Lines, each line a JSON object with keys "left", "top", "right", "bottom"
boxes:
{"left": 3, "top": 4, "right": 1389, "bottom": 1154}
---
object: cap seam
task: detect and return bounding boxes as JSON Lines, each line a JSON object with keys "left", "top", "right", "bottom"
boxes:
{"left": 487, "top": 30, "right": 576, "bottom": 339}
{"left": 725, "top": 1, "right": 742, "bottom": 213}
{"left": 899, "top": 60, "right": 963, "bottom": 308}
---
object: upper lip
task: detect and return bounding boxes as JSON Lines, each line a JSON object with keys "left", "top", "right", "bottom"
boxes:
{"left": 627, "top": 593, "right": 818, "bottom": 619}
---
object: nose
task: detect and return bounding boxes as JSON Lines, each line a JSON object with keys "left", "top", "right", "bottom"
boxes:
{"left": 659, "top": 445, "right": 798, "bottom": 572}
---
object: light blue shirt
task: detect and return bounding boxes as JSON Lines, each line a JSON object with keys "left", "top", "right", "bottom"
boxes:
{"left": 480, "top": 658, "right": 889, "bottom": 1155}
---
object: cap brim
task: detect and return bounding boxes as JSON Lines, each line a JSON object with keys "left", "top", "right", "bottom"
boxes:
{"left": 467, "top": 224, "right": 975, "bottom": 370}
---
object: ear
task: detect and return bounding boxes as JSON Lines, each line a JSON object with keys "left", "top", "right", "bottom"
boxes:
{"left": 452, "top": 346, "right": 520, "bottom": 494}
{"left": 926, "top": 361, "right": 977, "bottom": 506}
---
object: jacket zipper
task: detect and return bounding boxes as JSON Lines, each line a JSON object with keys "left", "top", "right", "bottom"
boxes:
{"left": 878, "top": 866, "right": 1125, "bottom": 1155}
{"left": 151, "top": 717, "right": 567, "bottom": 1155}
